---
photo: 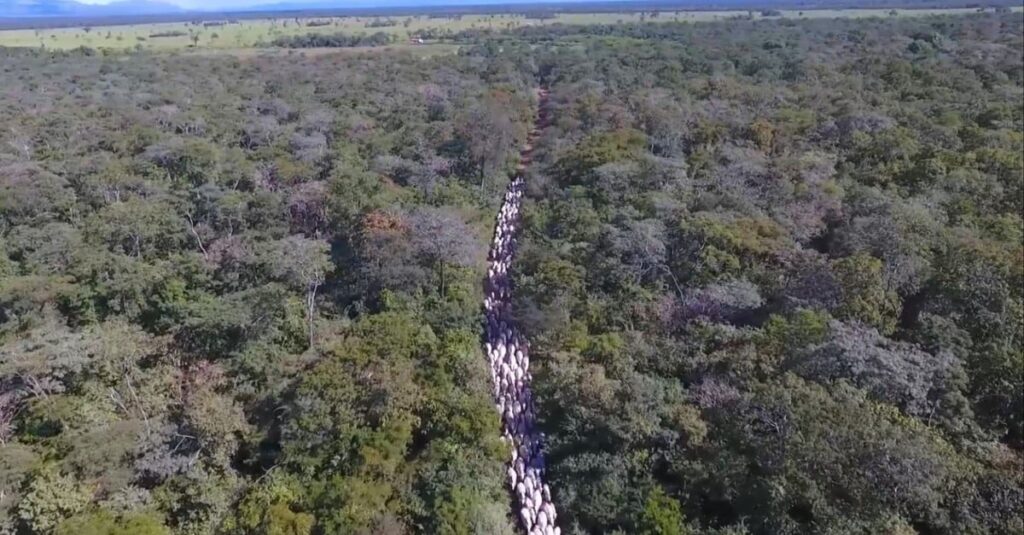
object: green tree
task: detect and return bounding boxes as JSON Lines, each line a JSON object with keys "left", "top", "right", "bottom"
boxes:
{"left": 553, "top": 128, "right": 646, "bottom": 186}
{"left": 16, "top": 468, "right": 92, "bottom": 534}
{"left": 265, "top": 236, "right": 332, "bottom": 347}
{"left": 263, "top": 503, "right": 314, "bottom": 535}
{"left": 55, "top": 511, "right": 170, "bottom": 535}
{"left": 832, "top": 253, "right": 900, "bottom": 334}
{"left": 638, "top": 487, "right": 690, "bottom": 535}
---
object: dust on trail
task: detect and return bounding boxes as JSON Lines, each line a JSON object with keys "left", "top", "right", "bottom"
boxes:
{"left": 482, "top": 88, "right": 560, "bottom": 535}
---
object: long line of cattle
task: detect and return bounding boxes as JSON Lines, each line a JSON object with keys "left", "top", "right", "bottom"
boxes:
{"left": 483, "top": 88, "right": 560, "bottom": 535}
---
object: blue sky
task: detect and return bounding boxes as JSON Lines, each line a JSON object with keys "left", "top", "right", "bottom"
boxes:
{"left": 5, "top": 0, "right": 599, "bottom": 15}
{"left": 73, "top": 0, "right": 552, "bottom": 8}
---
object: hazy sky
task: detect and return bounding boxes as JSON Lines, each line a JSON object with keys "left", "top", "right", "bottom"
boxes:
{"left": 74, "top": 0, "right": 292, "bottom": 5}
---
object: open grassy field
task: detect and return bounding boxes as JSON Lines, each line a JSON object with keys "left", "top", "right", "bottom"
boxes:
{"left": 0, "top": 7, "right": 1020, "bottom": 51}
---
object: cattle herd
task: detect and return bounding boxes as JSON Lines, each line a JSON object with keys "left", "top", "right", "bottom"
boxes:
{"left": 482, "top": 89, "right": 560, "bottom": 535}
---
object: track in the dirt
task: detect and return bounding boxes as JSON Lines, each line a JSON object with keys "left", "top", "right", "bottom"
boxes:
{"left": 482, "top": 88, "right": 560, "bottom": 535}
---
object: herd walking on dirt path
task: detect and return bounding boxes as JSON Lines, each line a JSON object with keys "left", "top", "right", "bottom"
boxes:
{"left": 482, "top": 88, "right": 561, "bottom": 535}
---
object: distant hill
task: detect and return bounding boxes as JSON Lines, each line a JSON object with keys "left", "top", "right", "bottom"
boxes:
{"left": 1, "top": 0, "right": 183, "bottom": 17}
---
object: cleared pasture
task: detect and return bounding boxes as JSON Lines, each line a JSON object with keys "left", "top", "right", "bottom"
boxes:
{"left": 0, "top": 7, "right": 1019, "bottom": 51}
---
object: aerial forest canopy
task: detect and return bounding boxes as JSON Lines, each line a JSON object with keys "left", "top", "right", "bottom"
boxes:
{"left": 1, "top": 10, "right": 1022, "bottom": 535}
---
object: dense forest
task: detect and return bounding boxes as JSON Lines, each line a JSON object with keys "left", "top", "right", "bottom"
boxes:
{"left": 499, "top": 14, "right": 1024, "bottom": 534}
{"left": 1, "top": 11, "right": 1022, "bottom": 535}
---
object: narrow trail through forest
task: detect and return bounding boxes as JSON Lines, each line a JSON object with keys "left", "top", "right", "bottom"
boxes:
{"left": 482, "top": 88, "right": 560, "bottom": 535}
